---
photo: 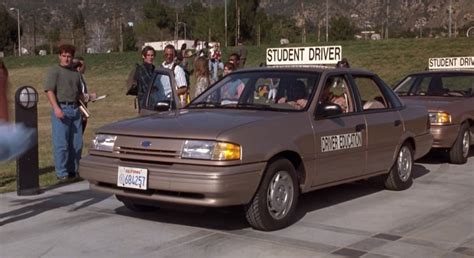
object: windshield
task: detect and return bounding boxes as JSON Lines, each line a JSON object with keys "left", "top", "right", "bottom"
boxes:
{"left": 395, "top": 74, "right": 474, "bottom": 97}
{"left": 187, "top": 71, "right": 321, "bottom": 111}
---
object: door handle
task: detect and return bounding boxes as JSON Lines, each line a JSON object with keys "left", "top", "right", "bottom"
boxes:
{"left": 355, "top": 124, "right": 366, "bottom": 132}
{"left": 394, "top": 120, "right": 401, "bottom": 127}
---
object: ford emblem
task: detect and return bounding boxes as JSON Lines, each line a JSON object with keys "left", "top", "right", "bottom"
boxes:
{"left": 141, "top": 141, "right": 152, "bottom": 148}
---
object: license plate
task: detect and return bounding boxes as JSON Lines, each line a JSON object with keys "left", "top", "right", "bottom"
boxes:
{"left": 117, "top": 166, "right": 148, "bottom": 190}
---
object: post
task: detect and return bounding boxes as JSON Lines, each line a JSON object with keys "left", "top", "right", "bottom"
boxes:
{"left": 448, "top": 0, "right": 452, "bottom": 38}
{"left": 325, "top": 0, "right": 329, "bottom": 42}
{"left": 257, "top": 24, "right": 260, "bottom": 47}
{"left": 119, "top": 16, "right": 123, "bottom": 52}
{"left": 15, "top": 86, "right": 40, "bottom": 196}
{"left": 32, "top": 15, "right": 36, "bottom": 55}
{"left": 385, "top": 0, "right": 389, "bottom": 39}
{"left": 225, "top": 0, "right": 228, "bottom": 47}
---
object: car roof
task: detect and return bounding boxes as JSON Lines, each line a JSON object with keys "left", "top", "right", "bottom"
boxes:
{"left": 404, "top": 70, "right": 474, "bottom": 76}
{"left": 232, "top": 67, "right": 376, "bottom": 76}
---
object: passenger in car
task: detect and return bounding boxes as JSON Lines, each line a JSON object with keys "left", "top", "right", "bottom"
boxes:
{"left": 221, "top": 62, "right": 245, "bottom": 100}
{"left": 319, "top": 82, "right": 348, "bottom": 112}
{"left": 277, "top": 81, "right": 308, "bottom": 109}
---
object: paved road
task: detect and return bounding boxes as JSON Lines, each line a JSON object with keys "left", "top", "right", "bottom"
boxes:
{"left": 1, "top": 153, "right": 473, "bottom": 258}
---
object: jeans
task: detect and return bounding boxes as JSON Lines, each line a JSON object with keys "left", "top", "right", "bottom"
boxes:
{"left": 51, "top": 104, "right": 83, "bottom": 178}
{"left": 209, "top": 60, "right": 219, "bottom": 82}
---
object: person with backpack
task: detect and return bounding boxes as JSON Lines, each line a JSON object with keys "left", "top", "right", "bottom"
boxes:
{"left": 127, "top": 46, "right": 155, "bottom": 111}
{"left": 161, "top": 44, "right": 188, "bottom": 105}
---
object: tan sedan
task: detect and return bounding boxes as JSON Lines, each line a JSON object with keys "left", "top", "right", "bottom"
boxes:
{"left": 395, "top": 70, "right": 474, "bottom": 164}
{"left": 80, "top": 67, "right": 432, "bottom": 231}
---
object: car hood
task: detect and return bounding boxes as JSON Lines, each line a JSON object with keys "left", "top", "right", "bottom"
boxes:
{"left": 97, "top": 109, "right": 290, "bottom": 139}
{"left": 400, "top": 96, "right": 466, "bottom": 112}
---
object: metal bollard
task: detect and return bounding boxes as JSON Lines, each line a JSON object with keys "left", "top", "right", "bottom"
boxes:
{"left": 15, "top": 86, "right": 41, "bottom": 196}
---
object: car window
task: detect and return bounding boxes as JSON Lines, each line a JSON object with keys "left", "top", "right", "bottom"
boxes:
{"left": 145, "top": 73, "right": 174, "bottom": 110}
{"left": 352, "top": 76, "right": 388, "bottom": 110}
{"left": 317, "top": 75, "right": 354, "bottom": 113}
{"left": 188, "top": 71, "right": 320, "bottom": 111}
{"left": 395, "top": 74, "right": 474, "bottom": 97}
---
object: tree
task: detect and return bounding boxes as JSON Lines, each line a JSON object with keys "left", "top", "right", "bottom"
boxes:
{"left": 123, "top": 24, "right": 136, "bottom": 51}
{"left": 45, "top": 28, "right": 60, "bottom": 54}
{"left": 329, "top": 16, "right": 357, "bottom": 41}
{"left": 0, "top": 5, "right": 19, "bottom": 53}
{"left": 72, "top": 10, "right": 87, "bottom": 53}
{"left": 143, "top": 0, "right": 173, "bottom": 40}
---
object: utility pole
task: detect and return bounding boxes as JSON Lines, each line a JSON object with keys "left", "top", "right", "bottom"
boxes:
{"left": 225, "top": 0, "right": 228, "bottom": 47}
{"left": 301, "top": 0, "right": 306, "bottom": 44}
{"left": 448, "top": 0, "right": 452, "bottom": 38}
{"left": 32, "top": 15, "right": 36, "bottom": 55}
{"left": 119, "top": 16, "right": 123, "bottom": 52}
{"left": 236, "top": 2, "right": 240, "bottom": 46}
{"left": 385, "top": 0, "right": 389, "bottom": 39}
{"left": 325, "top": 0, "right": 329, "bottom": 42}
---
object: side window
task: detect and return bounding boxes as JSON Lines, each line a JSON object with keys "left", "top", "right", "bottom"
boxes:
{"left": 317, "top": 75, "right": 354, "bottom": 113}
{"left": 353, "top": 76, "right": 388, "bottom": 110}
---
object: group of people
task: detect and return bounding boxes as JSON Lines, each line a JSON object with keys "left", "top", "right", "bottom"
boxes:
{"left": 132, "top": 41, "right": 247, "bottom": 111}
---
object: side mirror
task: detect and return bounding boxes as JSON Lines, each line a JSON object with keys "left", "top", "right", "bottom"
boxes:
{"left": 154, "top": 101, "right": 171, "bottom": 112}
{"left": 315, "top": 103, "right": 343, "bottom": 118}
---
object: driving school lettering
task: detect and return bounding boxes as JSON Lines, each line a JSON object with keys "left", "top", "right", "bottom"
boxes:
{"left": 321, "top": 132, "right": 362, "bottom": 152}
{"left": 266, "top": 46, "right": 342, "bottom": 66}
{"left": 429, "top": 56, "right": 474, "bottom": 70}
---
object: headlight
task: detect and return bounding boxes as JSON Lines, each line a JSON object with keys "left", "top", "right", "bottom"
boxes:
{"left": 182, "top": 140, "right": 241, "bottom": 160}
{"left": 92, "top": 134, "right": 117, "bottom": 152}
{"left": 429, "top": 112, "right": 451, "bottom": 125}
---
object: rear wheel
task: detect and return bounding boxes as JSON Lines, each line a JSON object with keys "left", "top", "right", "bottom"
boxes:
{"left": 385, "top": 144, "right": 414, "bottom": 191}
{"left": 116, "top": 195, "right": 158, "bottom": 212}
{"left": 245, "top": 159, "right": 299, "bottom": 231}
{"left": 448, "top": 123, "right": 471, "bottom": 164}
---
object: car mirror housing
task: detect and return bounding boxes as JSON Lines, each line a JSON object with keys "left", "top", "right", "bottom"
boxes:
{"left": 315, "top": 103, "right": 343, "bottom": 119}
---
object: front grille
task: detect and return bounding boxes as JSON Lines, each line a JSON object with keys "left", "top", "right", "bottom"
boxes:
{"left": 118, "top": 146, "right": 180, "bottom": 158}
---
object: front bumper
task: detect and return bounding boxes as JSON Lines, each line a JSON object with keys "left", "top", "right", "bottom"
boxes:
{"left": 430, "top": 124, "right": 460, "bottom": 148}
{"left": 79, "top": 155, "right": 266, "bottom": 207}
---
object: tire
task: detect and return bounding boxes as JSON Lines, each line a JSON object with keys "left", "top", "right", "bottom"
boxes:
{"left": 384, "top": 144, "right": 414, "bottom": 191}
{"left": 448, "top": 123, "right": 471, "bottom": 164}
{"left": 115, "top": 195, "right": 158, "bottom": 212}
{"left": 245, "top": 159, "right": 299, "bottom": 231}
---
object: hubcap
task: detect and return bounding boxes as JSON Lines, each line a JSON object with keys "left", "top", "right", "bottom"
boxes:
{"left": 267, "top": 170, "right": 294, "bottom": 220}
{"left": 397, "top": 146, "right": 412, "bottom": 182}
{"left": 461, "top": 130, "right": 470, "bottom": 158}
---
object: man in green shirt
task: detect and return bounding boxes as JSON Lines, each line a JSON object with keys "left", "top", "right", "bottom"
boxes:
{"left": 44, "top": 44, "right": 83, "bottom": 181}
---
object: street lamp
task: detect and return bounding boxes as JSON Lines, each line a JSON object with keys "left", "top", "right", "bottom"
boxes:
{"left": 10, "top": 7, "right": 21, "bottom": 57}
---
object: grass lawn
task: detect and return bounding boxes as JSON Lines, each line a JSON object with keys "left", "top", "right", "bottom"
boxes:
{"left": 0, "top": 38, "right": 472, "bottom": 193}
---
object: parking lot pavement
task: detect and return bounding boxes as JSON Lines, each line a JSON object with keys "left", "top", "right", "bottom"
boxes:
{"left": 1, "top": 154, "right": 473, "bottom": 258}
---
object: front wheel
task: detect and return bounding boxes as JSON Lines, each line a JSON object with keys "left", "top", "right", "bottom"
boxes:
{"left": 448, "top": 123, "right": 471, "bottom": 164}
{"left": 385, "top": 144, "right": 414, "bottom": 191}
{"left": 245, "top": 159, "right": 299, "bottom": 231}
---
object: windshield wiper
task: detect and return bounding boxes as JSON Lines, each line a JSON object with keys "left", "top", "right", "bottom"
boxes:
{"left": 236, "top": 103, "right": 276, "bottom": 110}
{"left": 187, "top": 102, "right": 221, "bottom": 108}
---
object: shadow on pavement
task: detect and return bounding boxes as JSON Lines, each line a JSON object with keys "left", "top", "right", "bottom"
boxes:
{"left": 114, "top": 164, "right": 431, "bottom": 231}
{"left": 417, "top": 148, "right": 473, "bottom": 164}
{"left": 0, "top": 189, "right": 110, "bottom": 226}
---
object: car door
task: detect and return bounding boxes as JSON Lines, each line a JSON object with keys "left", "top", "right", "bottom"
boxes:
{"left": 311, "top": 73, "right": 367, "bottom": 187}
{"left": 350, "top": 74, "right": 403, "bottom": 175}
{"left": 141, "top": 68, "right": 180, "bottom": 116}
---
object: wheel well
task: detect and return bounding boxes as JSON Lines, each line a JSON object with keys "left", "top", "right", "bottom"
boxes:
{"left": 269, "top": 151, "right": 306, "bottom": 188}
{"left": 404, "top": 137, "right": 416, "bottom": 152}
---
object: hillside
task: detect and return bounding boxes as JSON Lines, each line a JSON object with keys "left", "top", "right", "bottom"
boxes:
{"left": 0, "top": 0, "right": 472, "bottom": 53}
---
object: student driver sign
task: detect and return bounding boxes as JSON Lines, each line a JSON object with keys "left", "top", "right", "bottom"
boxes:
{"left": 266, "top": 46, "right": 342, "bottom": 66}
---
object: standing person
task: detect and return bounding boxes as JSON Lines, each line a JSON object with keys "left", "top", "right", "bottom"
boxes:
{"left": 72, "top": 57, "right": 96, "bottom": 134}
{"left": 238, "top": 39, "right": 247, "bottom": 68}
{"left": 44, "top": 44, "right": 83, "bottom": 180}
{"left": 136, "top": 46, "right": 156, "bottom": 110}
{"left": 193, "top": 56, "right": 211, "bottom": 98}
{"left": 228, "top": 53, "right": 241, "bottom": 69}
{"left": 0, "top": 58, "right": 8, "bottom": 122}
{"left": 209, "top": 43, "right": 222, "bottom": 82}
{"left": 161, "top": 44, "right": 188, "bottom": 105}
{"left": 336, "top": 58, "right": 350, "bottom": 68}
